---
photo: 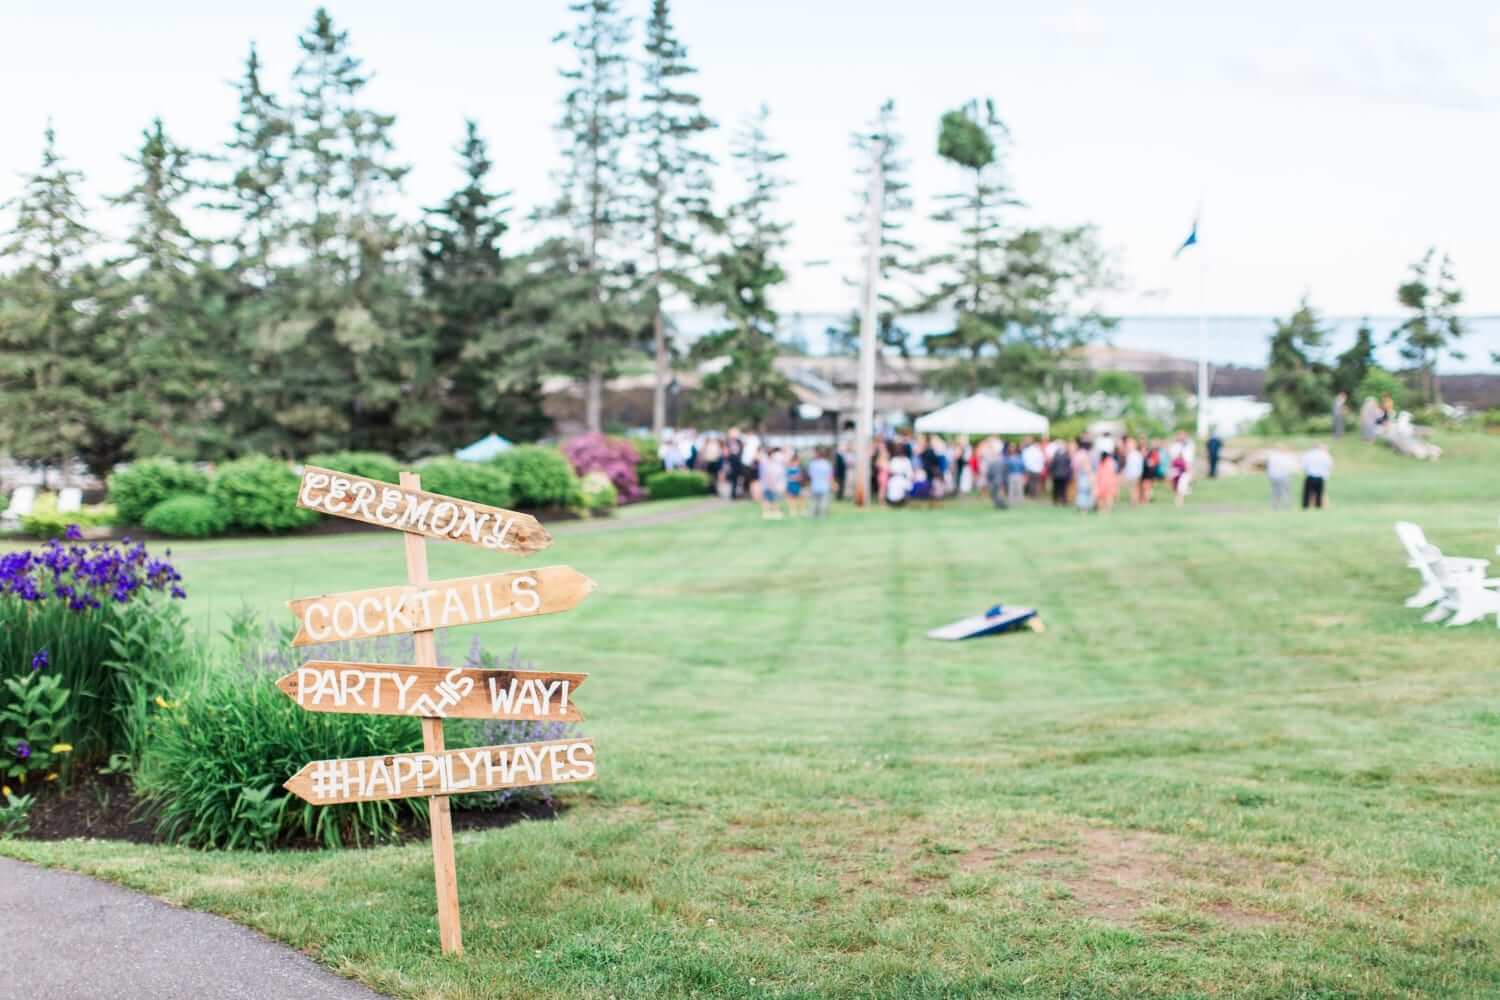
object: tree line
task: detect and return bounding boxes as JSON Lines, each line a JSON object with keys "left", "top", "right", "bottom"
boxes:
{"left": 1263, "top": 249, "right": 1472, "bottom": 430}
{"left": 0, "top": 3, "right": 1142, "bottom": 477}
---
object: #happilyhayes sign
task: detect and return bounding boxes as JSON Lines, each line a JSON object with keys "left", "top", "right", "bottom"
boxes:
{"left": 285, "top": 737, "right": 596, "bottom": 805}
{"left": 279, "top": 466, "right": 599, "bottom": 957}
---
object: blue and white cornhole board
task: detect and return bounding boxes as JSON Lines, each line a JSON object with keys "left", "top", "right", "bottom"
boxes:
{"left": 454, "top": 433, "right": 513, "bottom": 462}
{"left": 926, "top": 603, "right": 1037, "bottom": 641}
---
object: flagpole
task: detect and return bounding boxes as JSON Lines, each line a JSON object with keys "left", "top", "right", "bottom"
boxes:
{"left": 1195, "top": 230, "right": 1208, "bottom": 440}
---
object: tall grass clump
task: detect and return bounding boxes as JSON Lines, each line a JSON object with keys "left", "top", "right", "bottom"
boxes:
{"left": 135, "top": 622, "right": 572, "bottom": 849}
{"left": 0, "top": 532, "right": 191, "bottom": 759}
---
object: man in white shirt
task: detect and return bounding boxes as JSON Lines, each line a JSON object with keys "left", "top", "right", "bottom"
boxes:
{"left": 1265, "top": 448, "right": 1295, "bottom": 510}
{"left": 1021, "top": 438, "right": 1045, "bottom": 498}
{"left": 1301, "top": 444, "right": 1332, "bottom": 509}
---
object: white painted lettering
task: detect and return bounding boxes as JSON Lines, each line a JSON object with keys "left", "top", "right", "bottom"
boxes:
{"left": 512, "top": 575, "right": 541, "bottom": 614}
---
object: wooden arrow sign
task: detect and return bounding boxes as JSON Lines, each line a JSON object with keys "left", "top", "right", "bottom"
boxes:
{"left": 287, "top": 566, "right": 595, "bottom": 647}
{"left": 297, "top": 465, "right": 552, "bottom": 555}
{"left": 276, "top": 662, "right": 587, "bottom": 721}
{"left": 284, "top": 737, "right": 596, "bottom": 806}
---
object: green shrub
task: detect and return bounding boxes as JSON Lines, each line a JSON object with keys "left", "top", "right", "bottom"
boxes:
{"left": 415, "top": 458, "right": 515, "bottom": 508}
{"left": 645, "top": 469, "right": 711, "bottom": 500}
{"left": 211, "top": 456, "right": 317, "bottom": 533}
{"left": 305, "top": 450, "right": 400, "bottom": 484}
{"left": 1483, "top": 409, "right": 1500, "bottom": 430}
{"left": 631, "top": 435, "right": 661, "bottom": 487}
{"left": 142, "top": 494, "right": 230, "bottom": 538}
{"left": 135, "top": 666, "right": 431, "bottom": 850}
{"left": 493, "top": 446, "right": 581, "bottom": 508}
{"left": 1356, "top": 369, "right": 1409, "bottom": 411}
{"left": 579, "top": 470, "right": 617, "bottom": 514}
{"left": 20, "top": 495, "right": 117, "bottom": 539}
{"left": 109, "top": 459, "right": 210, "bottom": 525}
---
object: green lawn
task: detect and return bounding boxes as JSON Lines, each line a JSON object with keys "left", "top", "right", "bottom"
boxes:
{"left": 5, "top": 435, "right": 1500, "bottom": 998}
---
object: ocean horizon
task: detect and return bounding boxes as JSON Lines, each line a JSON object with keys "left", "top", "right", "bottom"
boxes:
{"left": 673, "top": 311, "right": 1500, "bottom": 373}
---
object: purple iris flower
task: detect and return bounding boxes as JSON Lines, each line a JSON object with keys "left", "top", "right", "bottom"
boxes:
{"left": 14, "top": 741, "right": 30, "bottom": 761}
{"left": 63, "top": 524, "right": 82, "bottom": 541}
{"left": 31, "top": 648, "right": 48, "bottom": 671}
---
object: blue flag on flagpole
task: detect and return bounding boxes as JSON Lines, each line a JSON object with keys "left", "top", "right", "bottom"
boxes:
{"left": 1174, "top": 218, "right": 1199, "bottom": 257}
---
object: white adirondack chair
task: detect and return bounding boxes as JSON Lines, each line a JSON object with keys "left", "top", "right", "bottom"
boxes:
{"left": 1, "top": 485, "right": 37, "bottom": 529}
{"left": 1393, "top": 522, "right": 1489, "bottom": 612}
{"left": 1424, "top": 549, "right": 1500, "bottom": 627}
{"left": 57, "top": 487, "right": 83, "bottom": 513}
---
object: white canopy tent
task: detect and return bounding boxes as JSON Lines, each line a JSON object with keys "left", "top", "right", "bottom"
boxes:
{"left": 913, "top": 393, "right": 1049, "bottom": 437}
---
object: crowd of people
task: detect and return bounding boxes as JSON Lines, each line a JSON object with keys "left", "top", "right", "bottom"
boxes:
{"left": 658, "top": 425, "right": 1340, "bottom": 517}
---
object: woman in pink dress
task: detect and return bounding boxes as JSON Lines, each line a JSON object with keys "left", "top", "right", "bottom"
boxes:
{"left": 1095, "top": 452, "right": 1119, "bottom": 513}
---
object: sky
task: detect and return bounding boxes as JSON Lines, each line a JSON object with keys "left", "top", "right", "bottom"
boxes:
{"left": 2, "top": 0, "right": 1498, "bottom": 321}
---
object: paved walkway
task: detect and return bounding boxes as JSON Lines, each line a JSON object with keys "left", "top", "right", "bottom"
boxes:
{"left": 0, "top": 857, "right": 387, "bottom": 1000}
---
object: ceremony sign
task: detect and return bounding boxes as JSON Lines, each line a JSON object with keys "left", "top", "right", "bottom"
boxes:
{"left": 281, "top": 469, "right": 598, "bottom": 956}
{"left": 276, "top": 662, "right": 587, "bottom": 721}
{"left": 297, "top": 465, "right": 552, "bottom": 554}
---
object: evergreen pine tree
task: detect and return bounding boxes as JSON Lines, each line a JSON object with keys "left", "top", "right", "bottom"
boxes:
{"left": 105, "top": 118, "right": 230, "bottom": 459}
{"left": 0, "top": 125, "right": 123, "bottom": 476}
{"left": 1391, "top": 248, "right": 1466, "bottom": 405}
{"left": 543, "top": 0, "right": 640, "bottom": 432}
{"left": 690, "top": 105, "right": 794, "bottom": 427}
{"left": 920, "top": 100, "right": 1115, "bottom": 412}
{"left": 219, "top": 43, "right": 290, "bottom": 286}
{"left": 638, "top": 0, "right": 714, "bottom": 432}
{"left": 1331, "top": 320, "right": 1376, "bottom": 398}
{"left": 417, "top": 120, "right": 549, "bottom": 447}
{"left": 1264, "top": 297, "right": 1333, "bottom": 427}
{"left": 227, "top": 8, "right": 413, "bottom": 456}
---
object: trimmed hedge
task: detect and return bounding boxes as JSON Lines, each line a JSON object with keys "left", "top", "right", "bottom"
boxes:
{"left": 210, "top": 456, "right": 318, "bottom": 533}
{"left": 492, "top": 447, "right": 581, "bottom": 509}
{"left": 645, "top": 470, "right": 711, "bottom": 500}
{"left": 109, "top": 459, "right": 210, "bottom": 525}
{"left": 414, "top": 459, "right": 515, "bottom": 509}
{"left": 142, "top": 494, "right": 231, "bottom": 538}
{"left": 20, "top": 495, "right": 117, "bottom": 539}
{"left": 305, "top": 450, "right": 400, "bottom": 484}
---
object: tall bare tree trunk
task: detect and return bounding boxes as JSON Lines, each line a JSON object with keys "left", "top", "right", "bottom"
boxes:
{"left": 652, "top": 304, "right": 668, "bottom": 433}
{"left": 586, "top": 370, "right": 603, "bottom": 433}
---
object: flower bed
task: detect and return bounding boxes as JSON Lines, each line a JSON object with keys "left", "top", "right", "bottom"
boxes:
{"left": 1, "top": 531, "right": 190, "bottom": 762}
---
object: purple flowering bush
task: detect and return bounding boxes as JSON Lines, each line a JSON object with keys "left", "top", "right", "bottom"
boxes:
{"left": 561, "top": 433, "right": 642, "bottom": 503}
{"left": 0, "top": 533, "right": 190, "bottom": 758}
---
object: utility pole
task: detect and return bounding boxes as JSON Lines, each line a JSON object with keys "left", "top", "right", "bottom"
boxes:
{"left": 853, "top": 131, "right": 885, "bottom": 506}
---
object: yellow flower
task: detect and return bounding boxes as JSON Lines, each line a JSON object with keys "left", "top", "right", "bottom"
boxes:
{"left": 46, "top": 772, "right": 58, "bottom": 782}
{"left": 154, "top": 695, "right": 178, "bottom": 710}
{"left": 2, "top": 785, "right": 11, "bottom": 798}
{"left": 50, "top": 743, "right": 73, "bottom": 754}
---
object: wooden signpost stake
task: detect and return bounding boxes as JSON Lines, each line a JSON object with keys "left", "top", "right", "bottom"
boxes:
{"left": 401, "top": 471, "right": 463, "bottom": 956}
{"left": 280, "top": 467, "right": 599, "bottom": 957}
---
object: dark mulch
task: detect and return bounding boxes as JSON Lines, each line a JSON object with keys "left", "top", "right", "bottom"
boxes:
{"left": 20, "top": 771, "right": 157, "bottom": 844}
{"left": 18, "top": 770, "right": 563, "bottom": 849}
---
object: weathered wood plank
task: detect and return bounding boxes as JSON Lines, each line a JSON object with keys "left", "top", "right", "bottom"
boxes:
{"left": 285, "top": 565, "right": 596, "bottom": 646}
{"left": 275, "top": 662, "right": 587, "bottom": 721}
{"left": 401, "top": 470, "right": 463, "bottom": 956}
{"left": 283, "top": 737, "right": 597, "bottom": 806}
{"left": 297, "top": 465, "right": 552, "bottom": 555}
